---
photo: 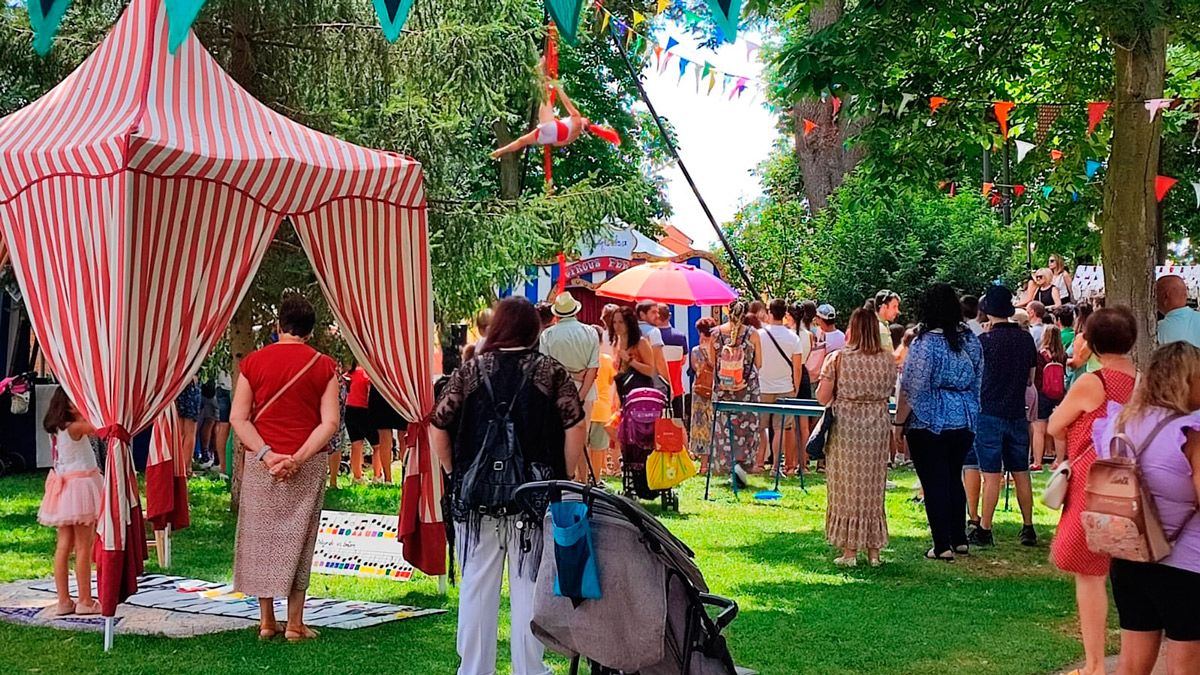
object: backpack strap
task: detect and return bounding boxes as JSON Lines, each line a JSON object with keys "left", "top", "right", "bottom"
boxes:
{"left": 481, "top": 354, "right": 534, "bottom": 416}
{"left": 252, "top": 352, "right": 322, "bottom": 423}
{"left": 1111, "top": 413, "right": 1186, "bottom": 460}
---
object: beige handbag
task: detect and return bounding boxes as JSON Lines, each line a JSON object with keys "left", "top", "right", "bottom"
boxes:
{"left": 1041, "top": 460, "right": 1070, "bottom": 510}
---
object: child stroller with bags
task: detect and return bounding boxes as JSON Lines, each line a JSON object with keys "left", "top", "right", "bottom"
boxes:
{"left": 618, "top": 386, "right": 679, "bottom": 511}
{"left": 515, "top": 480, "right": 753, "bottom": 675}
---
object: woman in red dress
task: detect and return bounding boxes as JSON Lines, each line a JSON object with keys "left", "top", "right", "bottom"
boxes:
{"left": 231, "top": 295, "right": 340, "bottom": 642}
{"left": 1047, "top": 307, "right": 1139, "bottom": 675}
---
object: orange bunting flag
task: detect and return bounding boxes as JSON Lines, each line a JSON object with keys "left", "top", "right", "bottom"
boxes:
{"left": 1013, "top": 184, "right": 1026, "bottom": 198}
{"left": 1050, "top": 149, "right": 1064, "bottom": 162}
{"left": 930, "top": 96, "right": 948, "bottom": 114}
{"left": 982, "top": 182, "right": 994, "bottom": 197}
{"left": 993, "top": 101, "right": 1015, "bottom": 138}
{"left": 657, "top": 0, "right": 669, "bottom": 13}
{"left": 803, "top": 118, "right": 817, "bottom": 137}
{"left": 1087, "top": 101, "right": 1109, "bottom": 135}
{"left": 1156, "top": 175, "right": 1178, "bottom": 203}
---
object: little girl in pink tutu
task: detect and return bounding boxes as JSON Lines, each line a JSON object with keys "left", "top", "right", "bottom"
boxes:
{"left": 37, "top": 387, "right": 101, "bottom": 616}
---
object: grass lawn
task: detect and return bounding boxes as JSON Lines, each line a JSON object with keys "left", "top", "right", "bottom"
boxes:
{"left": 0, "top": 468, "right": 1095, "bottom": 674}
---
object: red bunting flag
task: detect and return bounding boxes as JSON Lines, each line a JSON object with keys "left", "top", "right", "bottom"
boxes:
{"left": 1013, "top": 184, "right": 1026, "bottom": 198}
{"left": 982, "top": 182, "right": 994, "bottom": 197}
{"left": 832, "top": 97, "right": 842, "bottom": 117}
{"left": 1050, "top": 149, "right": 1064, "bottom": 162}
{"left": 990, "top": 192, "right": 1002, "bottom": 207}
{"left": 993, "top": 101, "right": 1015, "bottom": 138}
{"left": 555, "top": 252, "right": 568, "bottom": 296}
{"left": 1087, "top": 101, "right": 1110, "bottom": 135}
{"left": 803, "top": 118, "right": 817, "bottom": 137}
{"left": 930, "top": 96, "right": 948, "bottom": 114}
{"left": 1156, "top": 175, "right": 1178, "bottom": 203}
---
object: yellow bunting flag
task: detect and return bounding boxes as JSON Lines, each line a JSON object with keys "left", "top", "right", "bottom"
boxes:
{"left": 657, "top": 0, "right": 669, "bottom": 13}
{"left": 633, "top": 10, "right": 646, "bottom": 26}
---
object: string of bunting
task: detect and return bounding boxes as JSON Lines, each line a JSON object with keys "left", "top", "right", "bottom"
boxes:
{"left": 803, "top": 93, "right": 1200, "bottom": 208}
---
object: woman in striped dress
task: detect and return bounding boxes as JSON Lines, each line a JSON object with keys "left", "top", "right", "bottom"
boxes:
{"left": 1047, "top": 307, "right": 1139, "bottom": 675}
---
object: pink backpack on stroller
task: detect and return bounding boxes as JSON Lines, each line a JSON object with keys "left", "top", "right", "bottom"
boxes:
{"left": 619, "top": 388, "right": 668, "bottom": 464}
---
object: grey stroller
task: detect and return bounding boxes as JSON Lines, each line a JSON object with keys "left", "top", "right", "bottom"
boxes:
{"left": 515, "top": 481, "right": 753, "bottom": 675}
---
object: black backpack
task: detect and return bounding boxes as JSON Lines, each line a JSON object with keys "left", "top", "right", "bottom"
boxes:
{"left": 457, "top": 361, "right": 533, "bottom": 516}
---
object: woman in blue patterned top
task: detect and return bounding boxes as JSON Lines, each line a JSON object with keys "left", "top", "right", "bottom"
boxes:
{"left": 896, "top": 283, "right": 984, "bottom": 561}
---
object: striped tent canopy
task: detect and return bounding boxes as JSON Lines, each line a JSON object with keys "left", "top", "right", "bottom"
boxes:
{"left": 0, "top": 0, "right": 436, "bottom": 624}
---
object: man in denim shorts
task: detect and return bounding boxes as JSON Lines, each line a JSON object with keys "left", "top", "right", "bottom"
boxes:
{"left": 970, "top": 285, "right": 1039, "bottom": 548}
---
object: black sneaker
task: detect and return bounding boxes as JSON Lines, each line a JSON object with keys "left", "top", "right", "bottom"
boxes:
{"left": 968, "top": 527, "right": 994, "bottom": 547}
{"left": 966, "top": 520, "right": 981, "bottom": 537}
{"left": 1020, "top": 525, "right": 1038, "bottom": 547}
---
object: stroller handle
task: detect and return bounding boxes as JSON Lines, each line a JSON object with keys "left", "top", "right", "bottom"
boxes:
{"left": 699, "top": 593, "right": 739, "bottom": 631}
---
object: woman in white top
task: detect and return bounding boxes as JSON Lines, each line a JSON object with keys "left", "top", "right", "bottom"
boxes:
{"left": 1049, "top": 254, "right": 1073, "bottom": 304}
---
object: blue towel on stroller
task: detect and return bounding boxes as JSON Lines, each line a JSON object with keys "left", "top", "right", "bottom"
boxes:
{"left": 550, "top": 501, "right": 602, "bottom": 606}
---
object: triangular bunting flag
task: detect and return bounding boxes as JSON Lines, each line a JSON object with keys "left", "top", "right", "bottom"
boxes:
{"left": 1156, "top": 175, "right": 1178, "bottom": 202}
{"left": 703, "top": 0, "right": 742, "bottom": 43}
{"left": 678, "top": 57, "right": 689, "bottom": 81}
{"left": 614, "top": 19, "right": 627, "bottom": 39}
{"left": 929, "top": 96, "right": 947, "bottom": 114}
{"left": 982, "top": 182, "right": 994, "bottom": 197}
{"left": 990, "top": 192, "right": 1002, "bottom": 207}
{"left": 600, "top": 11, "right": 610, "bottom": 34}
{"left": 832, "top": 96, "right": 842, "bottom": 118}
{"left": 707, "top": 73, "right": 717, "bottom": 95}
{"left": 993, "top": 101, "right": 1015, "bottom": 138}
{"left": 1036, "top": 105, "right": 1061, "bottom": 144}
{"left": 1042, "top": 186, "right": 1054, "bottom": 199}
{"left": 1071, "top": 190, "right": 1080, "bottom": 202}
{"left": 633, "top": 10, "right": 646, "bottom": 26}
{"left": 898, "top": 93, "right": 917, "bottom": 116}
{"left": 729, "top": 76, "right": 748, "bottom": 100}
{"left": 745, "top": 41, "right": 760, "bottom": 59}
{"left": 803, "top": 119, "right": 817, "bottom": 137}
{"left": 683, "top": 9, "right": 702, "bottom": 24}
{"left": 372, "top": 0, "right": 416, "bottom": 43}
{"left": 1050, "top": 149, "right": 1064, "bottom": 162}
{"left": 657, "top": 0, "right": 669, "bottom": 13}
{"left": 694, "top": 62, "right": 702, "bottom": 92}
{"left": 634, "top": 36, "right": 643, "bottom": 55}
{"left": 1145, "top": 98, "right": 1172, "bottom": 122}
{"left": 26, "top": 0, "right": 74, "bottom": 56}
{"left": 1013, "top": 184, "right": 1026, "bottom": 198}
{"left": 1014, "top": 140, "right": 1035, "bottom": 163}
{"left": 1087, "top": 101, "right": 1109, "bottom": 135}
{"left": 1193, "top": 182, "right": 1200, "bottom": 208}
{"left": 1085, "top": 160, "right": 1103, "bottom": 179}
{"left": 702, "top": 62, "right": 712, "bottom": 78}
{"left": 660, "top": 52, "right": 674, "bottom": 74}
{"left": 722, "top": 74, "right": 732, "bottom": 93}
{"left": 665, "top": 36, "right": 679, "bottom": 52}
{"left": 164, "top": 0, "right": 207, "bottom": 53}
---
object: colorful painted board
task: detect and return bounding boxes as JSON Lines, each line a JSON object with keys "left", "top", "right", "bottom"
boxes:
{"left": 312, "top": 510, "right": 416, "bottom": 582}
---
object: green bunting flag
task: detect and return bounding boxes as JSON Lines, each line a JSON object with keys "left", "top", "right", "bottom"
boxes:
{"left": 373, "top": 0, "right": 416, "bottom": 43}
{"left": 544, "top": 0, "right": 587, "bottom": 45}
{"left": 164, "top": 0, "right": 207, "bottom": 54}
{"left": 26, "top": 0, "right": 73, "bottom": 56}
{"left": 703, "top": 0, "right": 741, "bottom": 43}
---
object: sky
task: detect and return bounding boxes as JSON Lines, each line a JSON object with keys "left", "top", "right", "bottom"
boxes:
{"left": 639, "top": 26, "right": 777, "bottom": 249}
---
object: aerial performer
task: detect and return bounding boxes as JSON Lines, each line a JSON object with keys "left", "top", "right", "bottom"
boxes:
{"left": 491, "top": 61, "right": 621, "bottom": 159}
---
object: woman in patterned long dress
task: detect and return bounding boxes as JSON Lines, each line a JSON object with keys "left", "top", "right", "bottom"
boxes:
{"left": 231, "top": 295, "right": 340, "bottom": 643}
{"left": 1047, "top": 307, "right": 1139, "bottom": 675}
{"left": 712, "top": 302, "right": 762, "bottom": 484}
{"left": 818, "top": 308, "right": 897, "bottom": 567}
{"left": 688, "top": 317, "right": 718, "bottom": 462}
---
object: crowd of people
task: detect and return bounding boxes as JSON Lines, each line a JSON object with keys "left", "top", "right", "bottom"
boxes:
{"left": 30, "top": 254, "right": 1200, "bottom": 675}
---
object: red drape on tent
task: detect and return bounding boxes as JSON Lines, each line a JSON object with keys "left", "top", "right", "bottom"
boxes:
{"left": 293, "top": 199, "right": 443, "bottom": 575}
{"left": 0, "top": 0, "right": 432, "bottom": 619}
{"left": 146, "top": 404, "right": 190, "bottom": 531}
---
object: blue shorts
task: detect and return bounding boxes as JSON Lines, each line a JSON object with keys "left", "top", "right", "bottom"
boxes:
{"left": 215, "top": 387, "right": 232, "bottom": 423}
{"left": 971, "top": 413, "right": 1030, "bottom": 473}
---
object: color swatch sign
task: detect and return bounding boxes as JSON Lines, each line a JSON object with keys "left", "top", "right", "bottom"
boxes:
{"left": 312, "top": 510, "right": 415, "bottom": 582}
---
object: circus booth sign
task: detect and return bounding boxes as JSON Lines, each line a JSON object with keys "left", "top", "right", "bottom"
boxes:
{"left": 501, "top": 227, "right": 726, "bottom": 385}
{"left": 0, "top": 0, "right": 441, "bottom": 649}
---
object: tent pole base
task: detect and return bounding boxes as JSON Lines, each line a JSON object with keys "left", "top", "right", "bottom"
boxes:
{"left": 438, "top": 575, "right": 447, "bottom": 595}
{"left": 103, "top": 617, "right": 114, "bottom": 651}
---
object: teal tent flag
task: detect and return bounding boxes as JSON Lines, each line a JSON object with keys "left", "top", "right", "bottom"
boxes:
{"left": 703, "top": 0, "right": 741, "bottom": 43}
{"left": 164, "top": 0, "right": 206, "bottom": 54}
{"left": 1085, "top": 160, "right": 1103, "bottom": 179}
{"left": 544, "top": 0, "right": 587, "bottom": 45}
{"left": 374, "top": 0, "right": 416, "bottom": 43}
{"left": 26, "top": 0, "right": 74, "bottom": 56}
{"left": 1041, "top": 186, "right": 1054, "bottom": 198}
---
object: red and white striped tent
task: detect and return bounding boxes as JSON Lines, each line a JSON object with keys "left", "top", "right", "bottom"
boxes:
{"left": 0, "top": 0, "right": 441, "bottom": 641}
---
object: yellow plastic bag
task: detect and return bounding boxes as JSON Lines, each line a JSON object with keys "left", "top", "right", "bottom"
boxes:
{"left": 646, "top": 419, "right": 697, "bottom": 490}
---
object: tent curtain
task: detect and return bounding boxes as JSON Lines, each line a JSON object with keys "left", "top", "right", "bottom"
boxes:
{"left": 146, "top": 403, "right": 190, "bottom": 531}
{"left": 0, "top": 174, "right": 280, "bottom": 614}
{"left": 293, "top": 198, "right": 443, "bottom": 575}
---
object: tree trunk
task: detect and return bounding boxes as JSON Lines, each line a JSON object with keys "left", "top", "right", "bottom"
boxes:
{"left": 492, "top": 119, "right": 523, "bottom": 199}
{"left": 227, "top": 297, "right": 256, "bottom": 513}
{"left": 1099, "top": 27, "right": 1166, "bottom": 365}
{"left": 792, "top": 0, "right": 866, "bottom": 211}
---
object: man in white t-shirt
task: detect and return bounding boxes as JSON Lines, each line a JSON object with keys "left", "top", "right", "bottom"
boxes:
{"left": 807, "top": 304, "right": 845, "bottom": 382}
{"left": 758, "top": 299, "right": 805, "bottom": 474}
{"left": 636, "top": 300, "right": 669, "bottom": 385}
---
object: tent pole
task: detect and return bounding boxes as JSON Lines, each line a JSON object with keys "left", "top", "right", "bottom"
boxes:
{"left": 606, "top": 29, "right": 759, "bottom": 298}
{"left": 104, "top": 617, "right": 114, "bottom": 651}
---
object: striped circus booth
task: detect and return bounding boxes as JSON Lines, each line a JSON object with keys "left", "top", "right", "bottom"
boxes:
{"left": 0, "top": 0, "right": 440, "bottom": 643}
{"left": 501, "top": 229, "right": 727, "bottom": 392}
{"left": 1073, "top": 265, "right": 1200, "bottom": 301}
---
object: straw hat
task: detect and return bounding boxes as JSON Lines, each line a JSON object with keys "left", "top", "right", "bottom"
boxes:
{"left": 551, "top": 292, "right": 582, "bottom": 318}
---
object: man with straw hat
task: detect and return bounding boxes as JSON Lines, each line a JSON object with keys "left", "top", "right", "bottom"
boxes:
{"left": 540, "top": 292, "right": 601, "bottom": 480}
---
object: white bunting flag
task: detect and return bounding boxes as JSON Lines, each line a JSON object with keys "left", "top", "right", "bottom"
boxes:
{"left": 1145, "top": 98, "right": 1172, "bottom": 122}
{"left": 1193, "top": 182, "right": 1200, "bottom": 208}
{"left": 898, "top": 93, "right": 917, "bottom": 116}
{"left": 1015, "top": 140, "right": 1036, "bottom": 163}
